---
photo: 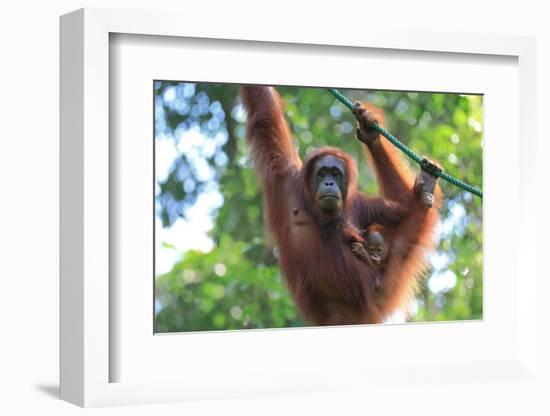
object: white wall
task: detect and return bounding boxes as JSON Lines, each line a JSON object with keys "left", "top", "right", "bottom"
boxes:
{"left": 1, "top": 1, "right": 548, "bottom": 415}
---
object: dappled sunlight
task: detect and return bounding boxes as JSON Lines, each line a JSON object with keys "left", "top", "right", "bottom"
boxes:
{"left": 429, "top": 270, "right": 458, "bottom": 294}
{"left": 155, "top": 217, "right": 215, "bottom": 275}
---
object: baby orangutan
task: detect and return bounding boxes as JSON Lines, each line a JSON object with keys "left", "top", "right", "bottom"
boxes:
{"left": 339, "top": 222, "right": 389, "bottom": 289}
{"left": 360, "top": 224, "right": 388, "bottom": 270}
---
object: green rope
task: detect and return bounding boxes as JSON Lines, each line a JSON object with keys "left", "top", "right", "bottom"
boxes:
{"left": 328, "top": 88, "right": 483, "bottom": 198}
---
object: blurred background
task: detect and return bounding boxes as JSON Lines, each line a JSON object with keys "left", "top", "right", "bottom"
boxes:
{"left": 154, "top": 82, "right": 483, "bottom": 332}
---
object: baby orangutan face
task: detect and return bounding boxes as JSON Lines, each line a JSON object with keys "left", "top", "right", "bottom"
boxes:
{"left": 366, "top": 230, "right": 386, "bottom": 268}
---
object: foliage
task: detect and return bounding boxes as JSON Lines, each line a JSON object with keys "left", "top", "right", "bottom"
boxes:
{"left": 154, "top": 82, "right": 483, "bottom": 332}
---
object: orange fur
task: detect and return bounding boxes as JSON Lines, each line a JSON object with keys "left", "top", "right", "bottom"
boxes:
{"left": 241, "top": 85, "right": 441, "bottom": 325}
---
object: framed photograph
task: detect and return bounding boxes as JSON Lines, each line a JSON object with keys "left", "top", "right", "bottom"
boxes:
{"left": 60, "top": 8, "right": 537, "bottom": 408}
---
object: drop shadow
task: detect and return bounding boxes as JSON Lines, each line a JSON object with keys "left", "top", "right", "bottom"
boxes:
{"left": 35, "top": 383, "right": 59, "bottom": 399}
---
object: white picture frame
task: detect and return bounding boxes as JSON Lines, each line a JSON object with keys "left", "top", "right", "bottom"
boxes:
{"left": 60, "top": 7, "right": 538, "bottom": 408}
